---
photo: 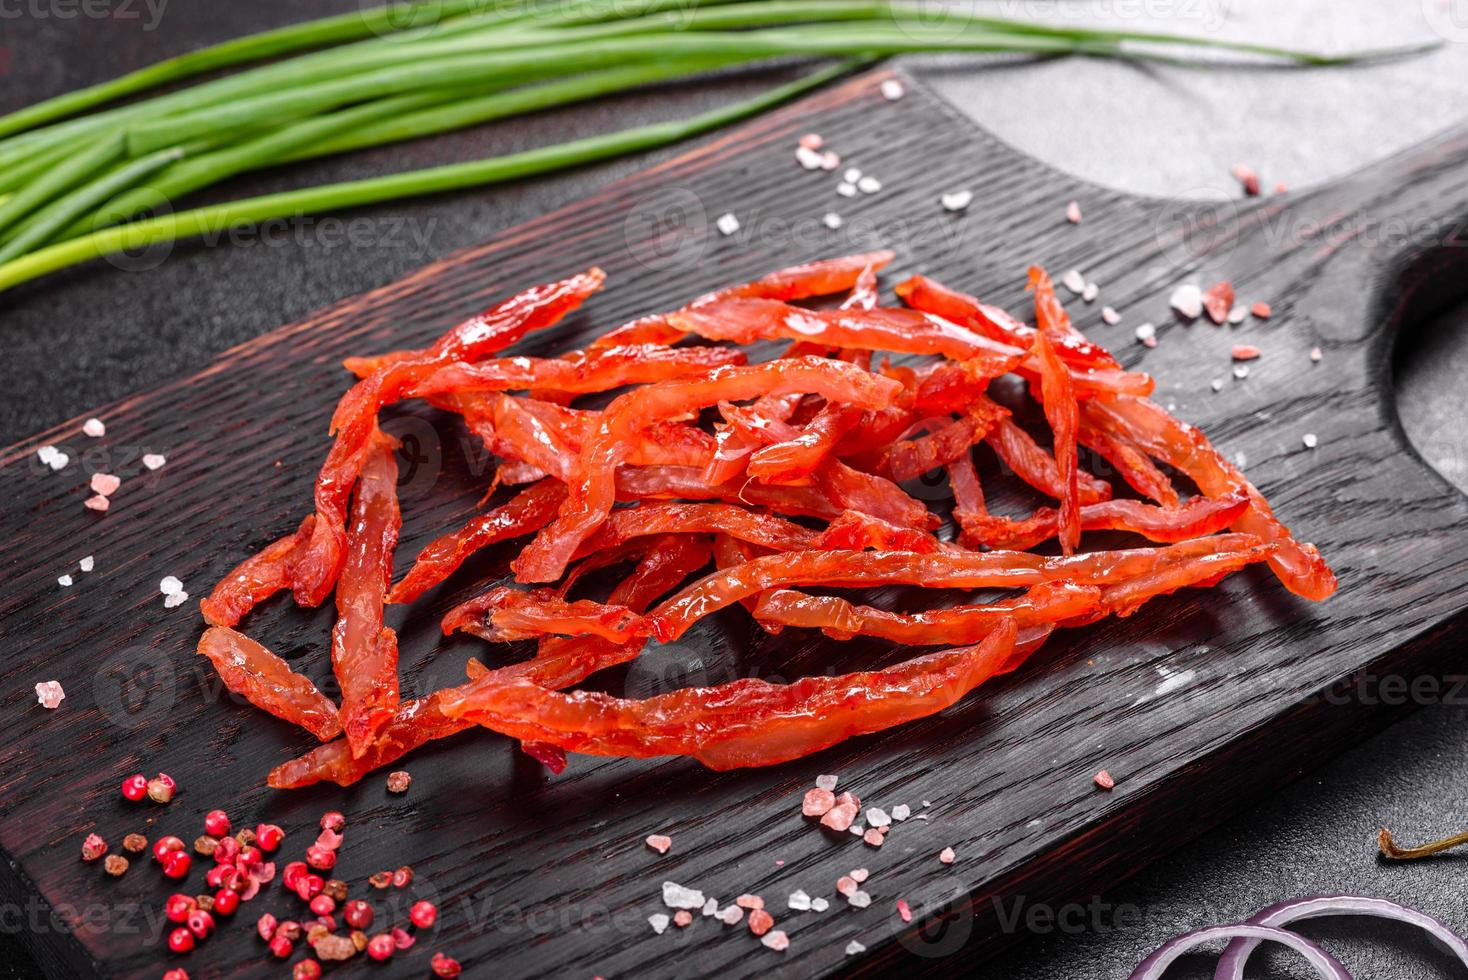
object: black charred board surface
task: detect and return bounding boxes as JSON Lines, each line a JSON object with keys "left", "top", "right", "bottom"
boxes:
{"left": 2, "top": 68, "right": 1468, "bottom": 980}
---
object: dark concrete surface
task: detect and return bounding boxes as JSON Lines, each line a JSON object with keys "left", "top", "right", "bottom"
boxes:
{"left": 2, "top": 3, "right": 1467, "bottom": 978}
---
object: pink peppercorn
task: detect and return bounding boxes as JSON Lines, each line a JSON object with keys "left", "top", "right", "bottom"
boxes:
{"left": 120, "top": 774, "right": 148, "bottom": 802}
{"left": 343, "top": 900, "right": 373, "bottom": 930}
{"left": 431, "top": 952, "right": 463, "bottom": 978}
{"left": 203, "top": 810, "right": 230, "bottom": 837}
{"left": 268, "top": 934, "right": 293, "bottom": 958}
{"left": 366, "top": 933, "right": 394, "bottom": 961}
{"left": 409, "top": 900, "right": 437, "bottom": 928}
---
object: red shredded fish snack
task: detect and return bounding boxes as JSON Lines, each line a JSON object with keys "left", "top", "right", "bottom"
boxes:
{"left": 205, "top": 255, "right": 1335, "bottom": 785}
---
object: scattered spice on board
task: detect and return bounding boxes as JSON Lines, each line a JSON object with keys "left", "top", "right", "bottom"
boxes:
{"left": 1094, "top": 770, "right": 1116, "bottom": 790}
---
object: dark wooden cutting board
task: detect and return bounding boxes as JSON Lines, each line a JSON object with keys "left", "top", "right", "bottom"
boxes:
{"left": 3, "top": 67, "right": 1468, "bottom": 979}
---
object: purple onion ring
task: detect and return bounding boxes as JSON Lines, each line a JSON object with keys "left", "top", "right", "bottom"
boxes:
{"left": 1215, "top": 895, "right": 1468, "bottom": 980}
{"left": 1129, "top": 924, "right": 1351, "bottom": 980}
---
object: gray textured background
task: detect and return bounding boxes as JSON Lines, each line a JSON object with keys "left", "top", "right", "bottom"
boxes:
{"left": 2, "top": 2, "right": 1467, "bottom": 978}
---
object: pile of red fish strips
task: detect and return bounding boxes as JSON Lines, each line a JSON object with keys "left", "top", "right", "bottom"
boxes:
{"left": 199, "top": 251, "right": 1336, "bottom": 788}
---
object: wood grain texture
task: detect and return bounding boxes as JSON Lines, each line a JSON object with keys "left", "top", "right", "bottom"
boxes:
{"left": 2, "top": 67, "right": 1468, "bottom": 979}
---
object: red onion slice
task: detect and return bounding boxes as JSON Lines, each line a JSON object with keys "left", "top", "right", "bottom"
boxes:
{"left": 1129, "top": 924, "right": 1351, "bottom": 980}
{"left": 1216, "top": 895, "right": 1468, "bottom": 980}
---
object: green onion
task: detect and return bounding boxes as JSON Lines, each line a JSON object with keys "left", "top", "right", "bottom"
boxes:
{"left": 0, "top": 134, "right": 126, "bottom": 238}
{"left": 0, "top": 62, "right": 854, "bottom": 296}
{"left": 0, "top": 148, "right": 185, "bottom": 265}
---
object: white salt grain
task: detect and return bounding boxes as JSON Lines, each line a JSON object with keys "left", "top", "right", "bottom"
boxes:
{"left": 787, "top": 890, "right": 811, "bottom": 911}
{"left": 649, "top": 913, "right": 670, "bottom": 935}
{"left": 58, "top": 575, "right": 73, "bottom": 587}
{"left": 79, "top": 556, "right": 94, "bottom": 572}
{"left": 856, "top": 176, "right": 881, "bottom": 194}
{"left": 843, "top": 167, "right": 862, "bottom": 184}
{"left": 1101, "top": 306, "right": 1120, "bottom": 326}
{"left": 142, "top": 453, "right": 166, "bottom": 470}
{"left": 48, "top": 452, "right": 69, "bottom": 472}
{"left": 163, "top": 591, "right": 189, "bottom": 609}
{"left": 822, "top": 212, "right": 844, "bottom": 230}
{"left": 880, "top": 79, "right": 905, "bottom": 101}
{"left": 836, "top": 182, "right": 858, "bottom": 198}
{"left": 1062, "top": 269, "right": 1086, "bottom": 295}
{"left": 847, "top": 890, "right": 872, "bottom": 908}
{"left": 891, "top": 804, "right": 910, "bottom": 821}
{"left": 1134, "top": 323, "right": 1156, "bottom": 345}
{"left": 810, "top": 897, "right": 829, "bottom": 912}
{"left": 865, "top": 808, "right": 891, "bottom": 828}
{"left": 1302, "top": 433, "right": 1319, "bottom": 449}
{"left": 1228, "top": 305, "right": 1248, "bottom": 325}
{"left": 795, "top": 146, "right": 824, "bottom": 171}
{"left": 82, "top": 418, "right": 106, "bottom": 438}
{"left": 159, "top": 576, "right": 184, "bottom": 596}
{"left": 1082, "top": 282, "right": 1099, "bottom": 303}
{"left": 940, "top": 190, "right": 973, "bottom": 212}
{"left": 1232, "top": 364, "right": 1250, "bottom": 380}
{"left": 815, "top": 774, "right": 838, "bottom": 791}
{"left": 1170, "top": 284, "right": 1203, "bottom": 321}
{"left": 715, "top": 212, "right": 740, "bottom": 236}
{"left": 1210, "top": 379, "right": 1225, "bottom": 393}
{"left": 845, "top": 940, "right": 867, "bottom": 956}
{"left": 662, "top": 881, "right": 705, "bottom": 910}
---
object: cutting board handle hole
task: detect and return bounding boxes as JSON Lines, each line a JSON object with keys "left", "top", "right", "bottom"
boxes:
{"left": 1390, "top": 246, "right": 1468, "bottom": 498}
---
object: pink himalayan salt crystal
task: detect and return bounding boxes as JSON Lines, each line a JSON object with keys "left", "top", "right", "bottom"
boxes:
{"left": 735, "top": 894, "right": 764, "bottom": 910}
{"left": 862, "top": 829, "right": 884, "bottom": 848}
{"left": 1094, "top": 770, "right": 1116, "bottom": 790}
{"left": 35, "top": 681, "right": 65, "bottom": 709}
{"left": 896, "top": 899, "right": 912, "bottom": 923}
{"left": 673, "top": 910, "right": 693, "bottom": 928}
{"left": 850, "top": 869, "right": 868, "bottom": 883}
{"left": 84, "top": 495, "right": 110, "bottom": 512}
{"left": 747, "top": 908, "right": 774, "bottom": 937}
{"left": 802, "top": 788, "right": 836, "bottom": 817}
{"left": 798, "top": 133, "right": 823, "bottom": 150}
{"left": 90, "top": 473, "right": 121, "bottom": 496}
{"left": 761, "top": 930, "right": 789, "bottom": 952}
{"left": 1065, "top": 200, "right": 1082, "bottom": 224}
{"left": 720, "top": 906, "right": 744, "bottom": 925}
{"left": 939, "top": 847, "right": 956, "bottom": 865}
{"left": 82, "top": 418, "right": 105, "bottom": 438}
{"left": 820, "top": 802, "right": 858, "bottom": 832}
{"left": 645, "top": 834, "right": 672, "bottom": 855}
{"left": 836, "top": 876, "right": 858, "bottom": 897}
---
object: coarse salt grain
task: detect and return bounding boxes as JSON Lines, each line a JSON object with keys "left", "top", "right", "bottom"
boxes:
{"left": 49, "top": 452, "right": 70, "bottom": 471}
{"left": 939, "top": 847, "right": 956, "bottom": 865}
{"left": 747, "top": 908, "right": 774, "bottom": 937}
{"left": 810, "top": 897, "right": 828, "bottom": 912}
{"left": 848, "top": 890, "right": 872, "bottom": 909}
{"left": 163, "top": 591, "right": 189, "bottom": 609}
{"left": 662, "top": 882, "right": 704, "bottom": 910}
{"left": 836, "top": 876, "right": 858, "bottom": 897}
{"left": 160, "top": 576, "right": 184, "bottom": 596}
{"left": 1065, "top": 200, "right": 1082, "bottom": 224}
{"left": 701, "top": 898, "right": 717, "bottom": 916}
{"left": 845, "top": 940, "right": 867, "bottom": 956}
{"left": 37, "top": 446, "right": 59, "bottom": 466}
{"left": 843, "top": 167, "right": 862, "bottom": 184}
{"left": 1310, "top": 346, "right": 1322, "bottom": 363}
{"left": 673, "top": 910, "right": 693, "bottom": 928}
{"left": 1252, "top": 302, "right": 1272, "bottom": 319}
{"left": 862, "top": 829, "right": 884, "bottom": 848}
{"left": 735, "top": 894, "right": 764, "bottom": 910}
{"left": 90, "top": 473, "right": 121, "bottom": 496}
{"left": 645, "top": 834, "right": 672, "bottom": 855}
{"left": 1061, "top": 269, "right": 1086, "bottom": 295}
{"left": 1228, "top": 305, "right": 1248, "bottom": 325}
{"left": 79, "top": 556, "right": 94, "bottom": 572}
{"left": 796, "top": 146, "right": 824, "bottom": 170}
{"left": 1302, "top": 433, "right": 1319, "bottom": 449}
{"left": 1134, "top": 323, "right": 1156, "bottom": 346}
{"left": 865, "top": 807, "right": 891, "bottom": 828}
{"left": 649, "top": 913, "right": 670, "bottom": 935}
{"left": 82, "top": 418, "right": 106, "bottom": 438}
{"left": 891, "top": 804, "right": 910, "bottom": 821}
{"left": 1232, "top": 345, "right": 1262, "bottom": 361}
{"left": 84, "top": 495, "right": 109, "bottom": 512}
{"left": 1232, "top": 163, "right": 1261, "bottom": 197}
{"left": 142, "top": 453, "right": 166, "bottom": 470}
{"left": 820, "top": 151, "right": 840, "bottom": 171}
{"left": 35, "top": 680, "right": 65, "bottom": 709}
{"left": 822, "top": 212, "right": 843, "bottom": 230}
{"left": 1101, "top": 306, "right": 1121, "bottom": 326}
{"left": 720, "top": 906, "right": 744, "bottom": 925}
{"left": 1211, "top": 379, "right": 1225, "bottom": 393}
{"left": 1232, "top": 364, "right": 1250, "bottom": 380}
{"left": 815, "top": 774, "right": 838, "bottom": 791}
{"left": 798, "top": 133, "right": 823, "bottom": 150}
{"left": 787, "top": 890, "right": 811, "bottom": 911}
{"left": 880, "top": 79, "right": 905, "bottom": 101}
{"left": 1094, "top": 770, "right": 1116, "bottom": 790}
{"left": 836, "top": 182, "right": 858, "bottom": 198}
{"left": 896, "top": 899, "right": 912, "bottom": 923}
{"left": 1082, "top": 282, "right": 1099, "bottom": 303}
{"left": 58, "top": 574, "right": 73, "bottom": 587}
{"left": 849, "top": 824, "right": 864, "bottom": 836}
{"left": 1170, "top": 284, "right": 1202, "bottom": 321}
{"left": 940, "top": 190, "right": 973, "bottom": 212}
{"left": 856, "top": 176, "right": 881, "bottom": 194}
{"left": 850, "top": 868, "right": 868, "bottom": 883}
{"left": 762, "top": 930, "right": 789, "bottom": 952}
{"left": 715, "top": 212, "right": 740, "bottom": 236}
